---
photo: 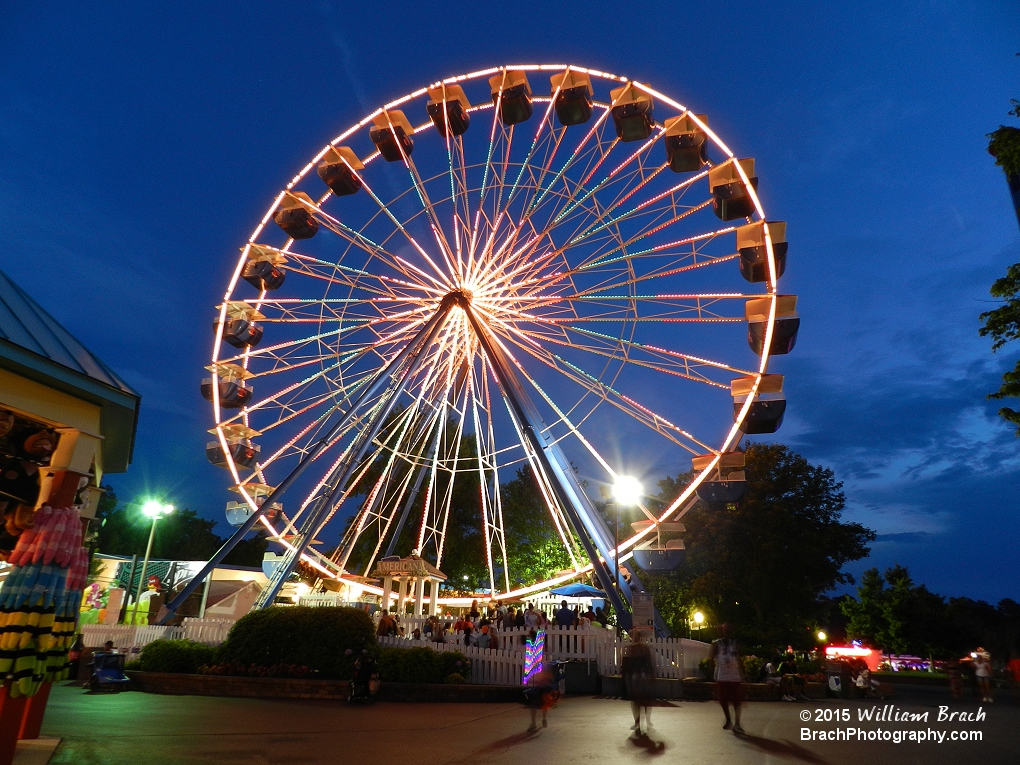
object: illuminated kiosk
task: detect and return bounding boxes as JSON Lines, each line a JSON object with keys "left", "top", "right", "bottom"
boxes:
{"left": 166, "top": 65, "right": 795, "bottom": 635}
{"left": 371, "top": 554, "right": 447, "bottom": 617}
{"left": 0, "top": 268, "right": 140, "bottom": 758}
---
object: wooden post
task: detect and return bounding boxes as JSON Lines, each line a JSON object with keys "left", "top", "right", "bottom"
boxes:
{"left": 0, "top": 685, "right": 28, "bottom": 765}
{"left": 17, "top": 682, "right": 51, "bottom": 740}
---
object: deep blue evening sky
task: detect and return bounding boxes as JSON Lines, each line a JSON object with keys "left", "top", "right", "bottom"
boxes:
{"left": 2, "top": 2, "right": 1018, "bottom": 601}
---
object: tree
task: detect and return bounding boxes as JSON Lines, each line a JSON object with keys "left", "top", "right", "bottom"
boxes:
{"left": 982, "top": 61, "right": 1020, "bottom": 432}
{"left": 646, "top": 443, "right": 875, "bottom": 649}
{"left": 501, "top": 466, "right": 574, "bottom": 586}
{"left": 843, "top": 565, "right": 1020, "bottom": 659}
{"left": 979, "top": 263, "right": 1020, "bottom": 435}
{"left": 94, "top": 490, "right": 265, "bottom": 565}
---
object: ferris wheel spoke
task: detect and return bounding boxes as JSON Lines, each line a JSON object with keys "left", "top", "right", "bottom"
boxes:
{"left": 399, "top": 150, "right": 463, "bottom": 282}
{"left": 499, "top": 93, "right": 562, "bottom": 219}
{"left": 281, "top": 252, "right": 411, "bottom": 300}
{"left": 476, "top": 354, "right": 512, "bottom": 592}
{"left": 308, "top": 201, "right": 453, "bottom": 293}
{"left": 504, "top": 224, "right": 739, "bottom": 303}
{"left": 509, "top": 324, "right": 742, "bottom": 389}
{"left": 447, "top": 134, "right": 474, "bottom": 274}
{"left": 476, "top": 113, "right": 617, "bottom": 286}
{"left": 492, "top": 328, "right": 715, "bottom": 454}
{"left": 567, "top": 167, "right": 712, "bottom": 247}
{"left": 468, "top": 357, "right": 507, "bottom": 594}
{"left": 552, "top": 126, "right": 665, "bottom": 225}
{"left": 493, "top": 373, "right": 583, "bottom": 572}
{"left": 335, "top": 397, "right": 430, "bottom": 573}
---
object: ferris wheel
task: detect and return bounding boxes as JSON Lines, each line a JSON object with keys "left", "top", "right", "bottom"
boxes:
{"left": 186, "top": 65, "right": 796, "bottom": 627}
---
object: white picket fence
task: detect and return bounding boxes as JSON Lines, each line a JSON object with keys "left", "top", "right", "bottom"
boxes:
{"left": 378, "top": 627, "right": 712, "bottom": 686}
{"left": 82, "top": 618, "right": 236, "bottom": 654}
{"left": 378, "top": 636, "right": 523, "bottom": 686}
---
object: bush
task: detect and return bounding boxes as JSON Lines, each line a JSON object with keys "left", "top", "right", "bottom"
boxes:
{"left": 136, "top": 640, "right": 217, "bottom": 674}
{"left": 376, "top": 647, "right": 471, "bottom": 684}
{"left": 742, "top": 655, "right": 763, "bottom": 682}
{"left": 698, "top": 657, "right": 714, "bottom": 680}
{"left": 217, "top": 606, "right": 374, "bottom": 678}
{"left": 444, "top": 673, "right": 466, "bottom": 684}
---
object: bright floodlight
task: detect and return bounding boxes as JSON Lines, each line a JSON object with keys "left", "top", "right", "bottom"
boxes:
{"left": 817, "top": 630, "right": 827, "bottom": 642}
{"left": 692, "top": 611, "right": 705, "bottom": 625}
{"left": 142, "top": 500, "right": 174, "bottom": 518}
{"left": 612, "top": 475, "right": 643, "bottom": 506}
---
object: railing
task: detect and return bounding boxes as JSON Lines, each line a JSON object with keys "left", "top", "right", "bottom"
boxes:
{"left": 82, "top": 618, "right": 237, "bottom": 655}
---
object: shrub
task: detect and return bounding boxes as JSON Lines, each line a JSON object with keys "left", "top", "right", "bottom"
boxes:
{"left": 698, "top": 657, "right": 715, "bottom": 680}
{"left": 376, "top": 647, "right": 471, "bottom": 684}
{"left": 742, "top": 655, "right": 763, "bottom": 682}
{"left": 136, "top": 640, "right": 217, "bottom": 674}
{"left": 444, "top": 673, "right": 466, "bottom": 684}
{"left": 217, "top": 606, "right": 374, "bottom": 678}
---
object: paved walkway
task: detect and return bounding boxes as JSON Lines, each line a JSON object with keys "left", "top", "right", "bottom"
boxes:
{"left": 40, "top": 682, "right": 1017, "bottom": 764}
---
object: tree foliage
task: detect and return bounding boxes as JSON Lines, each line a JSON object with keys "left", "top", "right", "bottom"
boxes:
{"left": 501, "top": 466, "right": 574, "bottom": 586}
{"left": 843, "top": 565, "right": 1020, "bottom": 659}
{"left": 979, "top": 262, "right": 1020, "bottom": 435}
{"left": 94, "top": 488, "right": 267, "bottom": 567}
{"left": 644, "top": 443, "right": 874, "bottom": 649}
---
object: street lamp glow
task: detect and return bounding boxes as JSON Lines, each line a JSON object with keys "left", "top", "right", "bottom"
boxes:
{"left": 135, "top": 499, "right": 174, "bottom": 610}
{"left": 817, "top": 630, "right": 827, "bottom": 643}
{"left": 142, "top": 500, "right": 174, "bottom": 518}
{"left": 612, "top": 475, "right": 643, "bottom": 506}
{"left": 692, "top": 611, "right": 705, "bottom": 625}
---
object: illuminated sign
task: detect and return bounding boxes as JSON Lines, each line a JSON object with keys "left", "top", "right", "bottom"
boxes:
{"left": 523, "top": 630, "right": 545, "bottom": 685}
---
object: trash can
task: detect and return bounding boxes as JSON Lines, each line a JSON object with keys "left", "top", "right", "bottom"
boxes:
{"left": 563, "top": 659, "right": 600, "bottom": 695}
{"left": 826, "top": 660, "right": 852, "bottom": 698}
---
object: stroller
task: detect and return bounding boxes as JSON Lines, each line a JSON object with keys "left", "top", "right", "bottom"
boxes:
{"left": 88, "top": 652, "right": 131, "bottom": 693}
{"left": 348, "top": 652, "right": 380, "bottom": 704}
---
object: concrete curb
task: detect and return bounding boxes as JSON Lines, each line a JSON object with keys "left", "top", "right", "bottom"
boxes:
{"left": 125, "top": 671, "right": 524, "bottom": 702}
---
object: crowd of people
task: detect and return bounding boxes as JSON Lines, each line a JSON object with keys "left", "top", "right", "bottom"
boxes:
{"left": 372, "top": 599, "right": 612, "bottom": 650}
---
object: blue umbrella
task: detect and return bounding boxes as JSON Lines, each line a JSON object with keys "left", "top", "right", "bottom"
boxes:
{"left": 550, "top": 583, "right": 605, "bottom": 598}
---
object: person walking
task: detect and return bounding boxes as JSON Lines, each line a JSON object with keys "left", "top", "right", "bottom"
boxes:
{"left": 623, "top": 630, "right": 656, "bottom": 735}
{"left": 524, "top": 659, "right": 559, "bottom": 732}
{"left": 710, "top": 623, "right": 745, "bottom": 735}
{"left": 974, "top": 647, "right": 993, "bottom": 703}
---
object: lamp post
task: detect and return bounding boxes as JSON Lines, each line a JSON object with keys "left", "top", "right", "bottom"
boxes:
{"left": 692, "top": 610, "right": 705, "bottom": 640}
{"left": 611, "top": 476, "right": 642, "bottom": 602}
{"left": 134, "top": 500, "right": 173, "bottom": 612}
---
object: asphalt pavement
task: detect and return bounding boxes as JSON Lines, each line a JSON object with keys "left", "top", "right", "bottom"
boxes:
{"left": 39, "top": 682, "right": 1018, "bottom": 765}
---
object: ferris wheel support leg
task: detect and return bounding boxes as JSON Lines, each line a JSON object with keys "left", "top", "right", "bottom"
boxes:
{"left": 463, "top": 305, "right": 635, "bottom": 631}
{"left": 158, "top": 302, "right": 456, "bottom": 625}
{"left": 253, "top": 302, "right": 458, "bottom": 610}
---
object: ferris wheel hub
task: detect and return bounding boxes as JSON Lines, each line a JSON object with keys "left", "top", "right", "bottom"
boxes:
{"left": 443, "top": 288, "right": 474, "bottom": 308}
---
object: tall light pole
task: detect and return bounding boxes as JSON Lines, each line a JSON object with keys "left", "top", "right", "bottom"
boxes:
{"left": 692, "top": 610, "right": 705, "bottom": 640}
{"left": 135, "top": 500, "right": 173, "bottom": 612}
{"left": 611, "top": 476, "right": 642, "bottom": 606}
